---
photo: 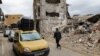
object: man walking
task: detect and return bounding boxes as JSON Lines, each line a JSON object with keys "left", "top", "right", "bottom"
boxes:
{"left": 54, "top": 28, "right": 62, "bottom": 49}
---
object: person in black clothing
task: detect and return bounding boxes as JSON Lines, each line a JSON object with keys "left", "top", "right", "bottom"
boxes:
{"left": 54, "top": 28, "right": 62, "bottom": 49}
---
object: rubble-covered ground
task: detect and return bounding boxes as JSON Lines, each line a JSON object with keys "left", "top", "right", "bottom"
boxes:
{"left": 43, "top": 32, "right": 99, "bottom": 56}
{"left": 43, "top": 14, "right": 100, "bottom": 56}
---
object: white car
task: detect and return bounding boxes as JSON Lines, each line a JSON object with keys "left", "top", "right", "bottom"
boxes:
{"left": 8, "top": 30, "right": 15, "bottom": 42}
{"left": 3, "top": 28, "right": 11, "bottom": 37}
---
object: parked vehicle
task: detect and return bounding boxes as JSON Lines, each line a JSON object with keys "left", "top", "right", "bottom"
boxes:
{"left": 13, "top": 30, "right": 50, "bottom": 56}
{"left": 18, "top": 18, "right": 34, "bottom": 31}
{"left": 8, "top": 30, "right": 15, "bottom": 42}
{"left": 3, "top": 27, "right": 11, "bottom": 37}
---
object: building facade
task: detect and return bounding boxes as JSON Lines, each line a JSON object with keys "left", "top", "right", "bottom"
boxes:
{"left": 4, "top": 14, "right": 23, "bottom": 27}
{"left": 34, "top": 0, "right": 67, "bottom": 33}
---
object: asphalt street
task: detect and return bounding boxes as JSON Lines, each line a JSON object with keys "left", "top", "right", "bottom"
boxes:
{"left": 0, "top": 33, "right": 85, "bottom": 56}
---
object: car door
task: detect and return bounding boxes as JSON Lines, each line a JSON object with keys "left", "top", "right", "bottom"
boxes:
{"left": 13, "top": 33, "right": 21, "bottom": 54}
{"left": 14, "top": 33, "right": 24, "bottom": 54}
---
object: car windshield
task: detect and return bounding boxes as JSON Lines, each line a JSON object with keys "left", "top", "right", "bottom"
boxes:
{"left": 20, "top": 32, "right": 41, "bottom": 41}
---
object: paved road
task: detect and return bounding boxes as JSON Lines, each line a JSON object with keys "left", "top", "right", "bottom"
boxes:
{"left": 1, "top": 33, "right": 85, "bottom": 56}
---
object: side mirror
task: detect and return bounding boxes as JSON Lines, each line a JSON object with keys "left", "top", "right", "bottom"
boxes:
{"left": 14, "top": 39, "right": 18, "bottom": 43}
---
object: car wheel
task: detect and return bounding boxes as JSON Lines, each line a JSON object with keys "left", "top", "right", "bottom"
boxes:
{"left": 8, "top": 38, "right": 13, "bottom": 42}
{"left": 13, "top": 45, "right": 15, "bottom": 53}
{"left": 13, "top": 45, "right": 18, "bottom": 56}
{"left": 4, "top": 34, "right": 8, "bottom": 37}
{"left": 13, "top": 45, "right": 22, "bottom": 56}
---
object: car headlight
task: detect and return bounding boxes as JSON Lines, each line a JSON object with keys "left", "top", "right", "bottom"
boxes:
{"left": 24, "top": 48, "right": 31, "bottom": 52}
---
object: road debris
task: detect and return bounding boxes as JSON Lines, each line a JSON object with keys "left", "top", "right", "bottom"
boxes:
{"left": 42, "top": 14, "right": 100, "bottom": 56}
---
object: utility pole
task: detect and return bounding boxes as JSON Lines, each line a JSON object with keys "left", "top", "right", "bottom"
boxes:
{"left": 33, "top": 0, "right": 37, "bottom": 30}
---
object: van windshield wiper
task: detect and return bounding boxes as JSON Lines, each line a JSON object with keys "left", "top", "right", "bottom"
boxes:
{"left": 24, "top": 40, "right": 32, "bottom": 41}
{"left": 24, "top": 39, "right": 40, "bottom": 41}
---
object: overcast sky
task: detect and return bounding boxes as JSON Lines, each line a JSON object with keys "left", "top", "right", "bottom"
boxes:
{"left": 1, "top": 0, "right": 33, "bottom": 18}
{"left": 0, "top": 0, "right": 100, "bottom": 17}
{"left": 67, "top": 0, "right": 100, "bottom": 16}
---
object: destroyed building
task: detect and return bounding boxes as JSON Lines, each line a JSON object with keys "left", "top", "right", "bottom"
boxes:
{"left": 4, "top": 14, "right": 23, "bottom": 27}
{"left": 34, "top": 0, "right": 68, "bottom": 33}
{"left": 59, "top": 14, "right": 100, "bottom": 55}
{"left": 87, "top": 14, "right": 100, "bottom": 23}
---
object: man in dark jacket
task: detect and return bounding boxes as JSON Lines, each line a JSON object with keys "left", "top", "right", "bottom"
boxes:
{"left": 54, "top": 28, "right": 62, "bottom": 49}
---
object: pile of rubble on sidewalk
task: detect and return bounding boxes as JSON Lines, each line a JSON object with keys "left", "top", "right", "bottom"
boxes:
{"left": 61, "top": 14, "right": 100, "bottom": 55}
{"left": 42, "top": 14, "right": 100, "bottom": 55}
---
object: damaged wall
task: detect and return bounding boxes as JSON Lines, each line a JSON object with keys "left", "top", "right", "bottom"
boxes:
{"left": 35, "top": 0, "right": 67, "bottom": 33}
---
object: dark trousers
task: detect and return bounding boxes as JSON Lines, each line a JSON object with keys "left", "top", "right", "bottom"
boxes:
{"left": 55, "top": 38, "right": 61, "bottom": 48}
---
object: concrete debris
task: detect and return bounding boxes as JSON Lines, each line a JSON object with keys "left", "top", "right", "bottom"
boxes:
{"left": 60, "top": 14, "right": 100, "bottom": 55}
{"left": 41, "top": 14, "right": 100, "bottom": 55}
{"left": 87, "top": 14, "right": 100, "bottom": 23}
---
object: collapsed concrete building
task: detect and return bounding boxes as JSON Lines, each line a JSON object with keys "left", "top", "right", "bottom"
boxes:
{"left": 33, "top": 0, "right": 100, "bottom": 55}
{"left": 34, "top": 0, "right": 68, "bottom": 33}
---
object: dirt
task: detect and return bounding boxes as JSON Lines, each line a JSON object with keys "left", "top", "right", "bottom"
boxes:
{"left": 43, "top": 31, "right": 100, "bottom": 56}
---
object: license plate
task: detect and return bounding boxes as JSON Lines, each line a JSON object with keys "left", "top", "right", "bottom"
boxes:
{"left": 34, "top": 52, "right": 44, "bottom": 56}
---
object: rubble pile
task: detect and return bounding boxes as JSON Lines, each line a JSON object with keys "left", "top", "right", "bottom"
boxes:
{"left": 62, "top": 14, "right": 100, "bottom": 55}
{"left": 42, "top": 14, "right": 100, "bottom": 55}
